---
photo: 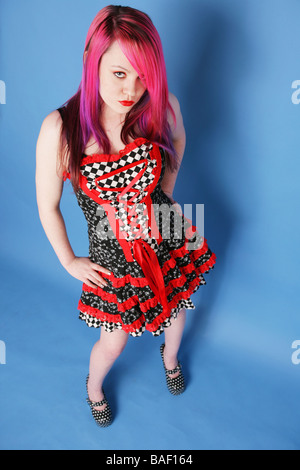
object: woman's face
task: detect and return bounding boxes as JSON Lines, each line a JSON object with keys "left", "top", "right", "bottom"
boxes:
{"left": 99, "top": 40, "right": 147, "bottom": 120}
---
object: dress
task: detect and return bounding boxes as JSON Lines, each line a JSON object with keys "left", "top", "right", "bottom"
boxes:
{"left": 59, "top": 109, "right": 216, "bottom": 337}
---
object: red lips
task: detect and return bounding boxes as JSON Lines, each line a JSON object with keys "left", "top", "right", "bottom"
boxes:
{"left": 119, "top": 101, "right": 135, "bottom": 107}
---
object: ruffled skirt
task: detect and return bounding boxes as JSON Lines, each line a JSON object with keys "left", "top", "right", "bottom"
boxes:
{"left": 78, "top": 236, "right": 216, "bottom": 337}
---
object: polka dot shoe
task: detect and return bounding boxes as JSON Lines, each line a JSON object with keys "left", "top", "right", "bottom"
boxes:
{"left": 86, "top": 375, "right": 113, "bottom": 427}
{"left": 160, "top": 343, "right": 186, "bottom": 396}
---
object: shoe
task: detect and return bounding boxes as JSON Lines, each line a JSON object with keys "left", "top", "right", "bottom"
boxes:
{"left": 86, "top": 375, "right": 113, "bottom": 427}
{"left": 160, "top": 343, "right": 185, "bottom": 395}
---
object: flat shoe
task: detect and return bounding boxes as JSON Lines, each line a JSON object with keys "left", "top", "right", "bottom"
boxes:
{"left": 160, "top": 343, "right": 185, "bottom": 396}
{"left": 86, "top": 375, "right": 113, "bottom": 427}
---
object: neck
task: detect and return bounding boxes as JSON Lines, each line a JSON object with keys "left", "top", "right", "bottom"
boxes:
{"left": 100, "top": 102, "right": 127, "bottom": 129}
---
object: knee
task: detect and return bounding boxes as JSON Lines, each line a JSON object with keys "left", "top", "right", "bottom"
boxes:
{"left": 103, "top": 341, "right": 126, "bottom": 362}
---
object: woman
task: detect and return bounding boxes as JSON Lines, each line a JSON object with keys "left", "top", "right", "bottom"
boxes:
{"left": 35, "top": 5, "right": 216, "bottom": 428}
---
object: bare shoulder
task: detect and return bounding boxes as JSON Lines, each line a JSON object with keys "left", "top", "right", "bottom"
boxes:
{"left": 37, "top": 109, "right": 62, "bottom": 144}
{"left": 36, "top": 109, "right": 65, "bottom": 183}
{"left": 168, "top": 91, "right": 181, "bottom": 114}
{"left": 36, "top": 110, "right": 63, "bottom": 166}
{"left": 167, "top": 91, "right": 186, "bottom": 141}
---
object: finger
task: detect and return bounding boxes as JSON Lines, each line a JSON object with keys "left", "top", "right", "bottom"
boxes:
{"left": 86, "top": 278, "right": 107, "bottom": 289}
{"left": 174, "top": 203, "right": 183, "bottom": 216}
{"left": 89, "top": 270, "right": 107, "bottom": 283}
{"left": 89, "top": 273, "right": 108, "bottom": 287}
{"left": 84, "top": 279, "right": 100, "bottom": 289}
{"left": 91, "top": 263, "right": 112, "bottom": 276}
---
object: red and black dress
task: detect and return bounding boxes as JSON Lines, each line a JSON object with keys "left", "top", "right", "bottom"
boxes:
{"left": 62, "top": 123, "right": 216, "bottom": 337}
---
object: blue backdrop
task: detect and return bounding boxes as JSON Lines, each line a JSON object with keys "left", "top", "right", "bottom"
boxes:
{"left": 0, "top": 0, "right": 300, "bottom": 450}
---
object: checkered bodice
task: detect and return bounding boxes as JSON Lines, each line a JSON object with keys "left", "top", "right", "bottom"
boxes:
{"left": 78, "top": 137, "right": 166, "bottom": 246}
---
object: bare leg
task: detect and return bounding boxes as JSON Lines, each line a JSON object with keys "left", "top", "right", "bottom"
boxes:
{"left": 87, "top": 327, "right": 129, "bottom": 411}
{"left": 163, "top": 308, "right": 186, "bottom": 378}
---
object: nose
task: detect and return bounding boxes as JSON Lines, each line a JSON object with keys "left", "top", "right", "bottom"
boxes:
{"left": 123, "top": 79, "right": 137, "bottom": 99}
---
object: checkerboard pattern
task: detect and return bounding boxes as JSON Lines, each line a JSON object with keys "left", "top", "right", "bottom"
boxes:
{"left": 81, "top": 143, "right": 155, "bottom": 202}
{"left": 80, "top": 142, "right": 159, "bottom": 250}
{"left": 79, "top": 297, "right": 195, "bottom": 337}
{"left": 76, "top": 141, "right": 216, "bottom": 338}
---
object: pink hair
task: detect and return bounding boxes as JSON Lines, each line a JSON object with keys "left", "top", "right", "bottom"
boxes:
{"left": 59, "top": 5, "right": 179, "bottom": 191}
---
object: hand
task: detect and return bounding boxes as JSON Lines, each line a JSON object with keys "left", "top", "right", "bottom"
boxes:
{"left": 172, "top": 201, "right": 183, "bottom": 216}
{"left": 65, "top": 257, "right": 112, "bottom": 288}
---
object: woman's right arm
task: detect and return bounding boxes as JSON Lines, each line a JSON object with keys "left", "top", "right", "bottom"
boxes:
{"left": 35, "top": 110, "right": 111, "bottom": 288}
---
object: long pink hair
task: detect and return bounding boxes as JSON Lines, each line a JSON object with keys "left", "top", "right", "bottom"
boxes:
{"left": 58, "top": 5, "right": 179, "bottom": 191}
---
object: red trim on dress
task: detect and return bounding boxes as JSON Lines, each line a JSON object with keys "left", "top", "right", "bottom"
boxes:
{"left": 79, "top": 139, "right": 163, "bottom": 262}
{"left": 78, "top": 237, "right": 216, "bottom": 333}
{"left": 63, "top": 171, "right": 71, "bottom": 181}
{"left": 77, "top": 140, "right": 217, "bottom": 335}
{"left": 81, "top": 137, "right": 149, "bottom": 163}
{"left": 78, "top": 264, "right": 211, "bottom": 334}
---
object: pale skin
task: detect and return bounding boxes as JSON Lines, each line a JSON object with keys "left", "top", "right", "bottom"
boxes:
{"left": 36, "top": 40, "right": 187, "bottom": 412}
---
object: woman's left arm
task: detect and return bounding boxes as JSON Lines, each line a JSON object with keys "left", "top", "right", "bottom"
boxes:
{"left": 160, "top": 92, "right": 186, "bottom": 203}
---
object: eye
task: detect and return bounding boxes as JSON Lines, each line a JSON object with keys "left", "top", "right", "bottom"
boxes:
{"left": 114, "top": 72, "right": 126, "bottom": 78}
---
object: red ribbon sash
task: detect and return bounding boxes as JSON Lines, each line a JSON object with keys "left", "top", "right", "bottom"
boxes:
{"left": 132, "top": 239, "right": 168, "bottom": 309}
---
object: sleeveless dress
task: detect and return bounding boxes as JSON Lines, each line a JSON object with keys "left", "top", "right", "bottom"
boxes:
{"left": 58, "top": 108, "right": 216, "bottom": 337}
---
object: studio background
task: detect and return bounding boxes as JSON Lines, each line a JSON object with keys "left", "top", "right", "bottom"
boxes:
{"left": 0, "top": 0, "right": 299, "bottom": 450}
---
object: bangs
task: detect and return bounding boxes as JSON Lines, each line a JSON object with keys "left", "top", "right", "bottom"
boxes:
{"left": 116, "top": 29, "right": 163, "bottom": 94}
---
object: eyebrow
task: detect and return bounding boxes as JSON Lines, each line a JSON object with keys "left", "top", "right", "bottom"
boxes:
{"left": 111, "top": 65, "right": 130, "bottom": 72}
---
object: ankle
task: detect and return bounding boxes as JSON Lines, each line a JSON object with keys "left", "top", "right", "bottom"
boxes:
{"left": 163, "top": 346, "right": 179, "bottom": 370}
{"left": 87, "top": 376, "right": 104, "bottom": 398}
